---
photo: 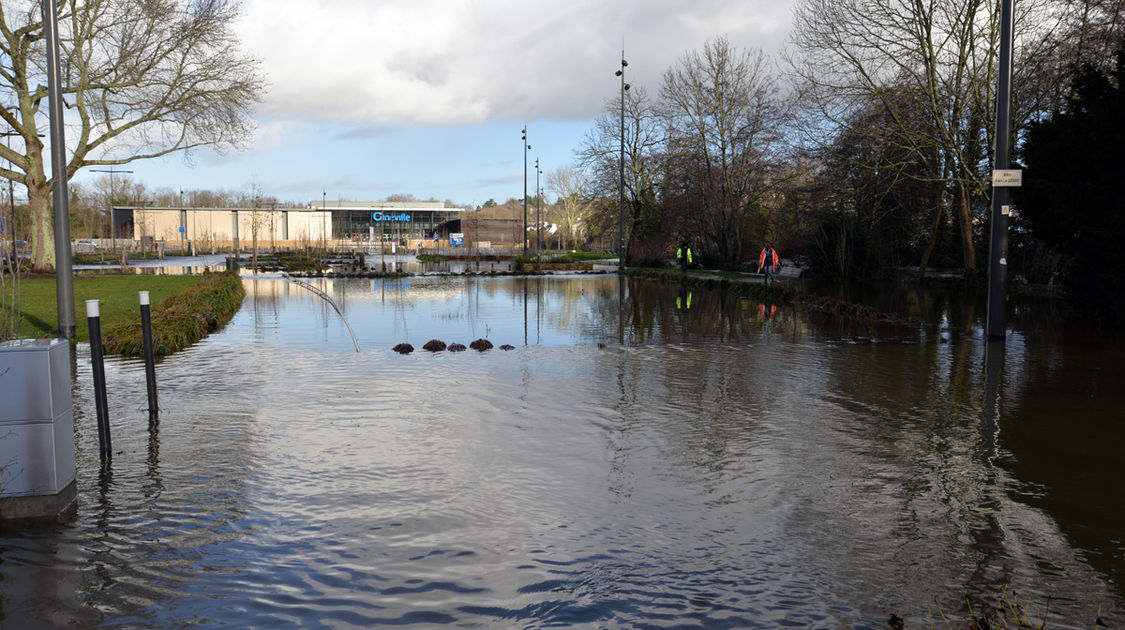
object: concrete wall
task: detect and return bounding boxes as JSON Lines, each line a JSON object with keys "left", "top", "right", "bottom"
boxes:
{"left": 131, "top": 209, "right": 331, "bottom": 246}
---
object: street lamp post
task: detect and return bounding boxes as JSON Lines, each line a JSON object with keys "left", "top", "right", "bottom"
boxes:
{"left": 2, "top": 130, "right": 20, "bottom": 264}
{"left": 535, "top": 157, "right": 542, "bottom": 258}
{"left": 44, "top": 0, "right": 76, "bottom": 337}
{"left": 322, "top": 190, "right": 327, "bottom": 252}
{"left": 522, "top": 127, "right": 530, "bottom": 256}
{"left": 179, "top": 188, "right": 185, "bottom": 252}
{"left": 2, "top": 124, "right": 45, "bottom": 264}
{"left": 615, "top": 52, "right": 630, "bottom": 270}
{"left": 986, "top": 0, "right": 1016, "bottom": 340}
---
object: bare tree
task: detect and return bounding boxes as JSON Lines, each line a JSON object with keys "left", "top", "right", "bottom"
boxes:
{"left": 247, "top": 181, "right": 271, "bottom": 267}
{"left": 576, "top": 85, "right": 665, "bottom": 262}
{"left": 0, "top": 0, "right": 265, "bottom": 271}
{"left": 789, "top": 0, "right": 1062, "bottom": 275}
{"left": 545, "top": 167, "right": 591, "bottom": 251}
{"left": 660, "top": 36, "right": 785, "bottom": 266}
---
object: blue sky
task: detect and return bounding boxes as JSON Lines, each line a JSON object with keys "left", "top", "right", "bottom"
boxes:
{"left": 71, "top": 0, "right": 796, "bottom": 208}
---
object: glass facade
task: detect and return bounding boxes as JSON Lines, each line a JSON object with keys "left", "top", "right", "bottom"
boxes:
{"left": 333, "top": 209, "right": 459, "bottom": 242}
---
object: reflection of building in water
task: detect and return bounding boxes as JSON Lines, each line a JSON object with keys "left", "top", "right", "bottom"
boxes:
{"left": 111, "top": 200, "right": 466, "bottom": 248}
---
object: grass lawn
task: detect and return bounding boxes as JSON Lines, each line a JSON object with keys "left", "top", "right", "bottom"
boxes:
{"left": 6, "top": 274, "right": 205, "bottom": 342}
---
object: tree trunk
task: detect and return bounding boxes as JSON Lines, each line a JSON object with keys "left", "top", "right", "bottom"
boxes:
{"left": 918, "top": 202, "right": 943, "bottom": 284}
{"left": 957, "top": 181, "right": 976, "bottom": 273}
{"left": 27, "top": 181, "right": 55, "bottom": 272}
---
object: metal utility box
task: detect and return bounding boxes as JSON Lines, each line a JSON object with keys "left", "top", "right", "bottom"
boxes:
{"left": 0, "top": 338, "right": 77, "bottom": 520}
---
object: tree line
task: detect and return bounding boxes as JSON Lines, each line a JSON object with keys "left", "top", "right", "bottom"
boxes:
{"left": 4, "top": 0, "right": 1123, "bottom": 321}
{"left": 574, "top": 0, "right": 1125, "bottom": 296}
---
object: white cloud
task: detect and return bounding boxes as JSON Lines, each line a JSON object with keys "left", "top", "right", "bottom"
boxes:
{"left": 236, "top": 0, "right": 795, "bottom": 127}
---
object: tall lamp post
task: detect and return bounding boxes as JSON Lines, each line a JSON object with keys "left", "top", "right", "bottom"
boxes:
{"left": 535, "top": 157, "right": 542, "bottom": 257}
{"left": 90, "top": 166, "right": 133, "bottom": 251}
{"left": 44, "top": 0, "right": 76, "bottom": 336}
{"left": 2, "top": 125, "right": 45, "bottom": 264}
{"left": 322, "top": 190, "right": 327, "bottom": 251}
{"left": 986, "top": 0, "right": 1016, "bottom": 340}
{"left": 615, "top": 52, "right": 630, "bottom": 270}
{"left": 521, "top": 127, "right": 530, "bottom": 256}
{"left": 179, "top": 188, "right": 185, "bottom": 251}
{"left": 2, "top": 129, "right": 21, "bottom": 264}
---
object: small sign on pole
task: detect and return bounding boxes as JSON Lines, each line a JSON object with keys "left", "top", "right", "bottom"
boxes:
{"left": 992, "top": 169, "right": 1023, "bottom": 187}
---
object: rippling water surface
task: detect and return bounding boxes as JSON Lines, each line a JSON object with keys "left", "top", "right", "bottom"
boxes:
{"left": 1, "top": 275, "right": 1122, "bottom": 628}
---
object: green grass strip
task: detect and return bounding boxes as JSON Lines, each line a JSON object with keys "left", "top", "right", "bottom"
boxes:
{"left": 102, "top": 271, "right": 245, "bottom": 357}
{"left": 8, "top": 274, "right": 205, "bottom": 341}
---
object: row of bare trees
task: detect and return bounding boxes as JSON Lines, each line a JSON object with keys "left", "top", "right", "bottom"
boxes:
{"left": 576, "top": 1, "right": 1125, "bottom": 277}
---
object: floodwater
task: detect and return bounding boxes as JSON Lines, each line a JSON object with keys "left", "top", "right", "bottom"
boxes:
{"left": 1, "top": 274, "right": 1122, "bottom": 628}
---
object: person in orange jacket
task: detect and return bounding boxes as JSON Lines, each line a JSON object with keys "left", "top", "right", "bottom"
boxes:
{"left": 758, "top": 245, "right": 779, "bottom": 285}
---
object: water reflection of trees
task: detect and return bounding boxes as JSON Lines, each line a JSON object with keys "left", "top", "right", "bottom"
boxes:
{"left": 998, "top": 332, "right": 1125, "bottom": 602}
{"left": 581, "top": 295, "right": 1120, "bottom": 618}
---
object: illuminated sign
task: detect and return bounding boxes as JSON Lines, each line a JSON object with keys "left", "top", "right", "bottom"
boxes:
{"left": 372, "top": 211, "right": 411, "bottom": 222}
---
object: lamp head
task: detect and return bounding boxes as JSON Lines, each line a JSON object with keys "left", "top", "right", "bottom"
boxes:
{"left": 615, "top": 70, "right": 622, "bottom": 77}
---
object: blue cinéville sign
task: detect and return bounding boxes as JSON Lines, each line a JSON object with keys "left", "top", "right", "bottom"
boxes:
{"left": 372, "top": 211, "right": 411, "bottom": 222}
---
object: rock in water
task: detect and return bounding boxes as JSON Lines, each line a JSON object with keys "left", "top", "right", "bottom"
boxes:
{"left": 422, "top": 339, "right": 447, "bottom": 352}
{"left": 392, "top": 343, "right": 414, "bottom": 354}
{"left": 448, "top": 343, "right": 467, "bottom": 352}
{"left": 469, "top": 338, "right": 493, "bottom": 351}
{"left": 499, "top": 344, "right": 515, "bottom": 350}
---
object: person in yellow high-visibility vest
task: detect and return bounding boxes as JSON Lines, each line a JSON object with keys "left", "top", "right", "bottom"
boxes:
{"left": 676, "top": 241, "right": 693, "bottom": 272}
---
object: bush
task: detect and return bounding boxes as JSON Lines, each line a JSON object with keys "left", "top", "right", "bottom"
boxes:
{"left": 102, "top": 271, "right": 245, "bottom": 356}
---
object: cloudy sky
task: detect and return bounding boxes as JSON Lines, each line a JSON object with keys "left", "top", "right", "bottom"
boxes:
{"left": 77, "top": 0, "right": 797, "bottom": 208}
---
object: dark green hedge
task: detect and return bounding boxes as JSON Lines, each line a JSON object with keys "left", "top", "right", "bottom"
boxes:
{"left": 102, "top": 271, "right": 246, "bottom": 356}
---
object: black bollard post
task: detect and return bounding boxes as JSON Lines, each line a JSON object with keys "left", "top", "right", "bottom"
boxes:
{"left": 139, "top": 291, "right": 159, "bottom": 421}
{"left": 86, "top": 299, "right": 112, "bottom": 463}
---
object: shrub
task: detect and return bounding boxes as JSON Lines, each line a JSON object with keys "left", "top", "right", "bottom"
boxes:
{"left": 102, "top": 271, "right": 245, "bottom": 356}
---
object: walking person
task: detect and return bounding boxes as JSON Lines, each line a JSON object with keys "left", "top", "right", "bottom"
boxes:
{"left": 758, "top": 244, "right": 779, "bottom": 285}
{"left": 676, "top": 241, "right": 693, "bottom": 273}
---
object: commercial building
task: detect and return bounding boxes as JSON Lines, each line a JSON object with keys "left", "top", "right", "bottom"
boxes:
{"left": 111, "top": 200, "right": 466, "bottom": 248}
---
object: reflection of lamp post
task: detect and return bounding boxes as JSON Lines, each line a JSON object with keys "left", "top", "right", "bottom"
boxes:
{"left": 91, "top": 166, "right": 133, "bottom": 251}
{"left": 614, "top": 51, "right": 630, "bottom": 270}
{"left": 521, "top": 127, "right": 530, "bottom": 256}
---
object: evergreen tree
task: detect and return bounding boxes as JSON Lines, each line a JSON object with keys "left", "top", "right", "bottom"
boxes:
{"left": 1019, "top": 52, "right": 1125, "bottom": 324}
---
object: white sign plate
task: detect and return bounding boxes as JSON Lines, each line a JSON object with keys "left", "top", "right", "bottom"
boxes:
{"left": 992, "top": 169, "right": 1023, "bottom": 187}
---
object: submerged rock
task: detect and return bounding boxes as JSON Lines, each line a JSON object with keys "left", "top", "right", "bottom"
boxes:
{"left": 392, "top": 343, "right": 414, "bottom": 354}
{"left": 448, "top": 343, "right": 467, "bottom": 352}
{"left": 422, "top": 339, "right": 447, "bottom": 352}
{"left": 499, "top": 344, "right": 515, "bottom": 351}
{"left": 469, "top": 338, "right": 493, "bottom": 351}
